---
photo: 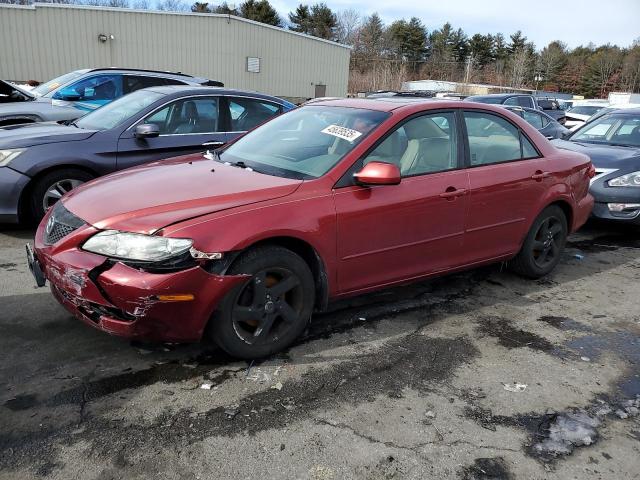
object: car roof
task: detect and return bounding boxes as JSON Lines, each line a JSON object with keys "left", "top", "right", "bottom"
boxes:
{"left": 603, "top": 107, "right": 640, "bottom": 115}
{"left": 83, "top": 67, "right": 213, "bottom": 83}
{"left": 468, "top": 93, "right": 530, "bottom": 99}
{"left": 302, "top": 97, "right": 513, "bottom": 113}
{"left": 141, "top": 85, "right": 292, "bottom": 104}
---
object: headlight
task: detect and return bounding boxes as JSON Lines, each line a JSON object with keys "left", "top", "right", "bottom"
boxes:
{"left": 82, "top": 230, "right": 193, "bottom": 262}
{"left": 608, "top": 171, "right": 640, "bottom": 187}
{"left": 0, "top": 149, "right": 25, "bottom": 167}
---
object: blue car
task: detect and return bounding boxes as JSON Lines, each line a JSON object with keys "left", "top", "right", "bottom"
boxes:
{"left": 0, "top": 68, "right": 222, "bottom": 127}
{"left": 0, "top": 86, "right": 295, "bottom": 222}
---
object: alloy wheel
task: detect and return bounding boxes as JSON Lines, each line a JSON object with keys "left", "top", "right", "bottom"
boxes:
{"left": 231, "top": 268, "right": 304, "bottom": 345}
{"left": 42, "top": 179, "right": 84, "bottom": 211}
{"left": 531, "top": 216, "right": 563, "bottom": 269}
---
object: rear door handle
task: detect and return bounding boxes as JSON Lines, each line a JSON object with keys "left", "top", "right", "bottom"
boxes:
{"left": 202, "top": 141, "right": 224, "bottom": 147}
{"left": 439, "top": 188, "right": 468, "bottom": 199}
{"left": 531, "top": 171, "right": 551, "bottom": 181}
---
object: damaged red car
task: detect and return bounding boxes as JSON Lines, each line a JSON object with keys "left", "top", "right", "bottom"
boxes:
{"left": 28, "top": 99, "right": 595, "bottom": 359}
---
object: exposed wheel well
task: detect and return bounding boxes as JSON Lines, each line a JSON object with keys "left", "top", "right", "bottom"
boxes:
{"left": 548, "top": 200, "right": 573, "bottom": 231}
{"left": 231, "top": 237, "right": 329, "bottom": 312}
{"left": 18, "top": 164, "right": 99, "bottom": 223}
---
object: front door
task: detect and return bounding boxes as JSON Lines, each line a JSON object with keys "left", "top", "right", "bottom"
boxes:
{"left": 462, "top": 109, "right": 551, "bottom": 261}
{"left": 333, "top": 111, "right": 470, "bottom": 294}
{"left": 117, "top": 95, "right": 228, "bottom": 170}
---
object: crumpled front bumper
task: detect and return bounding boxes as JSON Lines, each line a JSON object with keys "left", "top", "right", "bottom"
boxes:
{"left": 33, "top": 215, "right": 247, "bottom": 342}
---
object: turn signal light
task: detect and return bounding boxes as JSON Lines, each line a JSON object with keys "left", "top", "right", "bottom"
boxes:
{"left": 154, "top": 294, "right": 195, "bottom": 302}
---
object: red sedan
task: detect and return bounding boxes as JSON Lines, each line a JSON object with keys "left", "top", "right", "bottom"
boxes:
{"left": 28, "top": 99, "right": 594, "bottom": 358}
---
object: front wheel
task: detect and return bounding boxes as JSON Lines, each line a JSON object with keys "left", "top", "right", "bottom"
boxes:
{"left": 510, "top": 205, "right": 568, "bottom": 279}
{"left": 210, "top": 246, "right": 315, "bottom": 359}
{"left": 30, "top": 168, "right": 94, "bottom": 222}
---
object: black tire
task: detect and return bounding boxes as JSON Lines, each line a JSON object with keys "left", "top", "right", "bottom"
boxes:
{"left": 30, "top": 168, "right": 94, "bottom": 221}
{"left": 210, "top": 246, "right": 315, "bottom": 359}
{"left": 510, "top": 205, "right": 568, "bottom": 279}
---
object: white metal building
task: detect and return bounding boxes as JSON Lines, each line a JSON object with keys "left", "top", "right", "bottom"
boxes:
{"left": 0, "top": 3, "right": 351, "bottom": 101}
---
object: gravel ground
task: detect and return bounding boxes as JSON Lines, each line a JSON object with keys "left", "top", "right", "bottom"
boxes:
{"left": 0, "top": 222, "right": 639, "bottom": 480}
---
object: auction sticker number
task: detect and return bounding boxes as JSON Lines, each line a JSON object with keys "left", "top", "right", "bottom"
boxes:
{"left": 321, "top": 124, "right": 363, "bottom": 142}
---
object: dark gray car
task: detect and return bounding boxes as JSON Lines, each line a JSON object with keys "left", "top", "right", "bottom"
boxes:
{"left": 0, "top": 68, "right": 222, "bottom": 127}
{"left": 505, "top": 106, "right": 570, "bottom": 139}
{"left": 0, "top": 86, "right": 295, "bottom": 223}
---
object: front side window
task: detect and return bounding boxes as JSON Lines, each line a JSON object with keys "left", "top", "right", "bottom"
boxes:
{"left": 363, "top": 112, "right": 458, "bottom": 177}
{"left": 220, "top": 106, "right": 389, "bottom": 179}
{"left": 53, "top": 75, "right": 122, "bottom": 101}
{"left": 464, "top": 111, "right": 538, "bottom": 165}
{"left": 75, "top": 89, "right": 165, "bottom": 131}
{"left": 227, "top": 97, "right": 281, "bottom": 131}
{"left": 142, "top": 97, "right": 221, "bottom": 134}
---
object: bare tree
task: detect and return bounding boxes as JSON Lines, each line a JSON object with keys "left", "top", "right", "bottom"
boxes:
{"left": 131, "top": 0, "right": 149, "bottom": 8}
{"left": 509, "top": 48, "right": 531, "bottom": 88}
{"left": 336, "top": 8, "right": 360, "bottom": 45}
{"left": 156, "top": 0, "right": 188, "bottom": 11}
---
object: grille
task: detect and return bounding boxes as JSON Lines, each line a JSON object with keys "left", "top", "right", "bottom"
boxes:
{"left": 43, "top": 203, "right": 85, "bottom": 245}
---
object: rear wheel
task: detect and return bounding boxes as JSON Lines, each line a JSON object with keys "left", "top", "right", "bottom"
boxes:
{"left": 510, "top": 205, "right": 568, "bottom": 279}
{"left": 30, "top": 168, "right": 94, "bottom": 221}
{"left": 210, "top": 246, "right": 315, "bottom": 359}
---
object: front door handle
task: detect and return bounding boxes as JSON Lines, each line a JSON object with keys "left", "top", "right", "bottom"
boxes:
{"left": 439, "top": 187, "right": 468, "bottom": 199}
{"left": 202, "top": 141, "right": 224, "bottom": 147}
{"left": 531, "top": 171, "right": 551, "bottom": 181}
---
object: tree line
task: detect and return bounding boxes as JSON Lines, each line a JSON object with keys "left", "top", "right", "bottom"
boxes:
{"left": 3, "top": 0, "right": 639, "bottom": 97}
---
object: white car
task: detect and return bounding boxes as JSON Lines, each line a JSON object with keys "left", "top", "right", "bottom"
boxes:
{"left": 565, "top": 102, "right": 608, "bottom": 130}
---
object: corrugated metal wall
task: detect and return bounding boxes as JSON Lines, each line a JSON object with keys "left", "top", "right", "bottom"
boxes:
{"left": 0, "top": 4, "right": 350, "bottom": 99}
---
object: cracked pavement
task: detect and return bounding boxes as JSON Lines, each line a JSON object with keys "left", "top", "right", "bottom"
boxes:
{"left": 1, "top": 223, "right": 639, "bottom": 479}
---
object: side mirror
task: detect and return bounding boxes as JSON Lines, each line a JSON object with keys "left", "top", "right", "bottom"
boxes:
{"left": 354, "top": 161, "right": 401, "bottom": 186}
{"left": 135, "top": 124, "right": 160, "bottom": 139}
{"left": 53, "top": 88, "right": 82, "bottom": 101}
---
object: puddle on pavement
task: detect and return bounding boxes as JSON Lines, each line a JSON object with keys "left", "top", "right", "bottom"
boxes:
{"left": 537, "top": 316, "right": 591, "bottom": 332}
{"left": 566, "top": 235, "right": 640, "bottom": 253}
{"left": 3, "top": 350, "right": 236, "bottom": 411}
{"left": 459, "top": 457, "right": 512, "bottom": 480}
{"left": 475, "top": 316, "right": 555, "bottom": 352}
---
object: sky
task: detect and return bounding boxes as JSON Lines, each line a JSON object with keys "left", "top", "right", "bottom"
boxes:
{"left": 266, "top": 0, "right": 640, "bottom": 50}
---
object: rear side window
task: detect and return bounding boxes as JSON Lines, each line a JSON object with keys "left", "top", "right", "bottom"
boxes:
{"left": 226, "top": 97, "right": 281, "bottom": 131}
{"left": 523, "top": 110, "right": 544, "bottom": 129}
{"left": 464, "top": 111, "right": 539, "bottom": 165}
{"left": 124, "top": 75, "right": 172, "bottom": 94}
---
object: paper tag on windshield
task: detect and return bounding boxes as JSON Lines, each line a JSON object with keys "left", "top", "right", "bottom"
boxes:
{"left": 321, "top": 124, "right": 362, "bottom": 142}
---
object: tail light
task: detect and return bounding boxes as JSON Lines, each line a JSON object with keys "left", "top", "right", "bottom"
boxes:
{"left": 587, "top": 164, "right": 596, "bottom": 178}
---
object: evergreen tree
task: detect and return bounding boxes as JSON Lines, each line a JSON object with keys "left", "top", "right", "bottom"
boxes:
{"left": 309, "top": 3, "right": 337, "bottom": 40}
{"left": 239, "top": 0, "right": 281, "bottom": 27}
{"left": 288, "top": 4, "right": 312, "bottom": 34}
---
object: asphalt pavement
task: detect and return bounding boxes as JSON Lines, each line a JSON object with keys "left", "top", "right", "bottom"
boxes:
{"left": 0, "top": 222, "right": 639, "bottom": 479}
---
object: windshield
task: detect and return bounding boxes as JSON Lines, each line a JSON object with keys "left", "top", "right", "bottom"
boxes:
{"left": 75, "top": 90, "right": 165, "bottom": 131}
{"left": 220, "top": 106, "right": 390, "bottom": 179}
{"left": 32, "top": 70, "right": 86, "bottom": 97}
{"left": 570, "top": 114, "right": 640, "bottom": 146}
{"left": 567, "top": 105, "right": 603, "bottom": 116}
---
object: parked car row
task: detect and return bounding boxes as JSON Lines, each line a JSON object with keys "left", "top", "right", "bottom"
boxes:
{"left": 2, "top": 69, "right": 635, "bottom": 359}
{"left": 0, "top": 68, "right": 223, "bottom": 127}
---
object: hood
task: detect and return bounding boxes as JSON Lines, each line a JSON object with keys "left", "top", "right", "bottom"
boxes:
{"left": 0, "top": 123, "right": 97, "bottom": 148}
{"left": 552, "top": 139, "right": 640, "bottom": 168}
{"left": 0, "top": 80, "right": 35, "bottom": 102}
{"left": 62, "top": 155, "right": 303, "bottom": 233}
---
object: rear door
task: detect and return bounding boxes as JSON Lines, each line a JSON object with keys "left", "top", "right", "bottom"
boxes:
{"left": 333, "top": 111, "right": 470, "bottom": 293}
{"left": 461, "top": 110, "right": 550, "bottom": 261}
{"left": 116, "top": 95, "right": 228, "bottom": 170}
